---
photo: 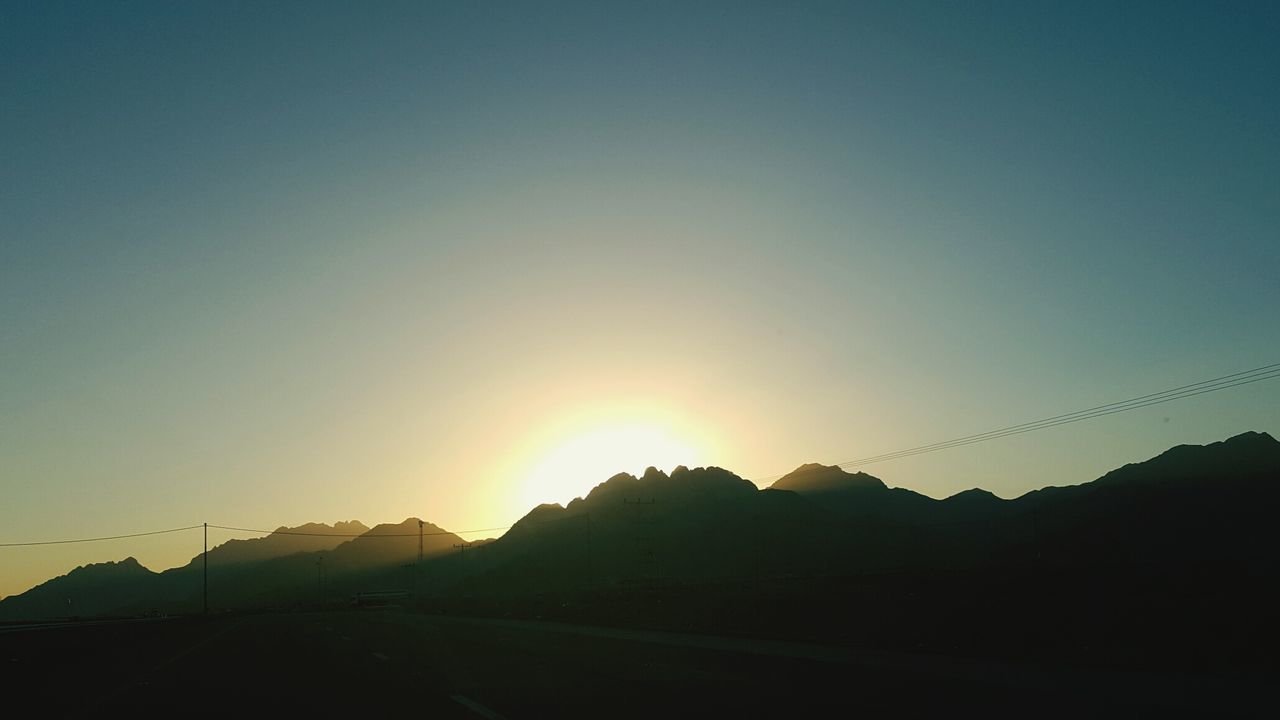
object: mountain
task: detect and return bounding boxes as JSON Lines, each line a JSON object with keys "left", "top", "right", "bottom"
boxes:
{"left": 0, "top": 520, "right": 412, "bottom": 621}
{"left": 324, "top": 518, "right": 461, "bottom": 571}
{"left": 770, "top": 463, "right": 886, "bottom": 494}
{"left": 0, "top": 557, "right": 157, "bottom": 620}
{"left": 431, "top": 431, "right": 1278, "bottom": 672}
{"left": 2, "top": 432, "right": 1277, "bottom": 624}
{"left": 453, "top": 431, "right": 1280, "bottom": 592}
{"left": 468, "top": 465, "right": 779, "bottom": 591}
{"left": 199, "top": 521, "right": 369, "bottom": 567}
{"left": 769, "top": 463, "right": 938, "bottom": 525}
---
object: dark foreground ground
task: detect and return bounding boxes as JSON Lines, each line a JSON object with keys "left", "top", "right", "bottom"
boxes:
{"left": 1, "top": 609, "right": 1271, "bottom": 718}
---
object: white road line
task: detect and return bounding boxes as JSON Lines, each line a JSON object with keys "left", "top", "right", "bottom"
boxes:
{"left": 102, "top": 618, "right": 245, "bottom": 704}
{"left": 450, "top": 694, "right": 506, "bottom": 720}
{"left": 372, "top": 651, "right": 389, "bottom": 661}
{"left": 0, "top": 617, "right": 170, "bottom": 634}
{"left": 155, "top": 619, "right": 245, "bottom": 670}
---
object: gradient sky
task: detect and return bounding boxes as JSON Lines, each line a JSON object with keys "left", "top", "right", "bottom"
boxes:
{"left": 2, "top": 1, "right": 1278, "bottom": 599}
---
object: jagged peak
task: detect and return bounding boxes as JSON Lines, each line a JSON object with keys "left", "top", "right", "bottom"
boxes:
{"left": 770, "top": 463, "right": 886, "bottom": 494}
{"left": 507, "top": 502, "right": 568, "bottom": 533}
{"left": 70, "top": 556, "right": 153, "bottom": 575}
{"left": 1154, "top": 430, "right": 1277, "bottom": 459}
{"left": 1012, "top": 430, "right": 1280, "bottom": 500}
{"left": 793, "top": 462, "right": 836, "bottom": 473}
{"left": 943, "top": 488, "right": 1005, "bottom": 502}
{"left": 267, "top": 520, "right": 371, "bottom": 535}
{"left": 641, "top": 466, "right": 669, "bottom": 482}
{"left": 515, "top": 503, "right": 566, "bottom": 522}
{"left": 1223, "top": 430, "right": 1277, "bottom": 445}
{"left": 358, "top": 517, "right": 449, "bottom": 536}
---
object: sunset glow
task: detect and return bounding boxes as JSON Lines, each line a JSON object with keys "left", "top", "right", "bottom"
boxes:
{"left": 519, "top": 421, "right": 706, "bottom": 511}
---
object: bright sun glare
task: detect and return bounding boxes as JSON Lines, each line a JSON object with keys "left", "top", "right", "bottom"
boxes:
{"left": 520, "top": 423, "right": 703, "bottom": 510}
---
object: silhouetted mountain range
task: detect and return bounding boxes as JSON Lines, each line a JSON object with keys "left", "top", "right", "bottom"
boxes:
{"left": 3, "top": 431, "right": 1277, "bottom": 623}
{"left": 203, "top": 521, "right": 370, "bottom": 567}
{"left": 0, "top": 519, "right": 463, "bottom": 620}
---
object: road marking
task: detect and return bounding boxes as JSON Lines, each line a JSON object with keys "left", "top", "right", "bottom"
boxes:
{"left": 372, "top": 651, "right": 389, "bottom": 661}
{"left": 156, "top": 619, "right": 244, "bottom": 670}
{"left": 450, "top": 694, "right": 506, "bottom": 720}
{"left": 102, "top": 618, "right": 245, "bottom": 705}
{"left": 0, "top": 617, "right": 170, "bottom": 635}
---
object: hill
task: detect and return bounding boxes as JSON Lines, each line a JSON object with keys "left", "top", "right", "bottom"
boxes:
{"left": 2, "top": 432, "right": 1277, "bottom": 626}
{"left": 456, "top": 431, "right": 1279, "bottom": 591}
{"left": 0, "top": 557, "right": 157, "bottom": 621}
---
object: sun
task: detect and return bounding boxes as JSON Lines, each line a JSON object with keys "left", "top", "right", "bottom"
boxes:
{"left": 519, "top": 422, "right": 705, "bottom": 510}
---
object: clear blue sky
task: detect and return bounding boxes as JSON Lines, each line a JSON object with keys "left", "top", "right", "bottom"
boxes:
{"left": 2, "top": 1, "right": 1277, "bottom": 597}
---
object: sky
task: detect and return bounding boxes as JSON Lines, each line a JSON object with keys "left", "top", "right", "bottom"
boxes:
{"left": 2, "top": 1, "right": 1278, "bottom": 599}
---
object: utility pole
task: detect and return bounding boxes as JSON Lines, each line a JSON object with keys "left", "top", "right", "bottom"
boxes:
{"left": 203, "top": 522, "right": 208, "bottom": 616}
{"left": 418, "top": 519, "right": 424, "bottom": 565}
{"left": 453, "top": 543, "right": 473, "bottom": 586}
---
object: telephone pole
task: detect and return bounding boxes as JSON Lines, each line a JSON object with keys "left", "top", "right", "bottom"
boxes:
{"left": 203, "top": 522, "right": 208, "bottom": 615}
{"left": 418, "top": 519, "right": 424, "bottom": 565}
{"left": 453, "top": 543, "right": 473, "bottom": 583}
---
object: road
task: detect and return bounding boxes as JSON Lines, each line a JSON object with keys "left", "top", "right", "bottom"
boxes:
{"left": 1, "top": 610, "right": 1267, "bottom": 717}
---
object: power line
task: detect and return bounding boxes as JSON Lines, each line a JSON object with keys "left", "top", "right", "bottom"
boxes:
{"left": 837, "top": 368, "right": 1280, "bottom": 468}
{"left": 840, "top": 363, "right": 1280, "bottom": 465}
{"left": 207, "top": 520, "right": 512, "bottom": 532}
{"left": 754, "top": 362, "right": 1280, "bottom": 483}
{"left": 0, "top": 525, "right": 202, "bottom": 548}
{"left": 0, "top": 523, "right": 512, "bottom": 548}
{"left": 3, "top": 362, "right": 1276, "bottom": 547}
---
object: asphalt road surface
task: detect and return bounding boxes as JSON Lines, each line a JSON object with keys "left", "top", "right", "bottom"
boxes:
{"left": 1, "top": 610, "right": 1267, "bottom": 717}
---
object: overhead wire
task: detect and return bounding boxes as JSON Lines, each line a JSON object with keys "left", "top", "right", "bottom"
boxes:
{"left": 831, "top": 367, "right": 1280, "bottom": 470}
{"left": 206, "top": 524, "right": 512, "bottom": 538}
{"left": 3, "top": 361, "right": 1276, "bottom": 546}
{"left": 748, "top": 361, "right": 1280, "bottom": 483}
{"left": 0, "top": 525, "right": 203, "bottom": 547}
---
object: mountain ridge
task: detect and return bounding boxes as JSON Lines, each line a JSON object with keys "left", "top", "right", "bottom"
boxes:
{"left": 2, "top": 431, "right": 1276, "bottom": 621}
